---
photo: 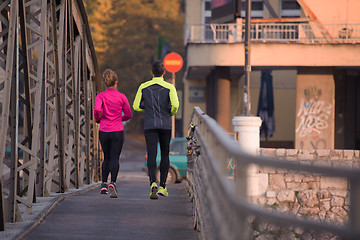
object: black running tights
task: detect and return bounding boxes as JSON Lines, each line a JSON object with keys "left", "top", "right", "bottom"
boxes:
{"left": 99, "top": 131, "right": 124, "bottom": 183}
{"left": 144, "top": 129, "right": 171, "bottom": 187}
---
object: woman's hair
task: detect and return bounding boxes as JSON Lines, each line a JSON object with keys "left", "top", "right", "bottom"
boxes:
{"left": 102, "top": 69, "right": 118, "bottom": 87}
{"left": 152, "top": 61, "right": 165, "bottom": 77}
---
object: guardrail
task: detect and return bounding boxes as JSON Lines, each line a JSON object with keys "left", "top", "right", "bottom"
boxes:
{"left": 186, "top": 107, "right": 360, "bottom": 240}
{"left": 186, "top": 23, "right": 360, "bottom": 44}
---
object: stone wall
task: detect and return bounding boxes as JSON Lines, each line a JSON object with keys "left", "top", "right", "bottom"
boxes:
{"left": 249, "top": 149, "right": 360, "bottom": 225}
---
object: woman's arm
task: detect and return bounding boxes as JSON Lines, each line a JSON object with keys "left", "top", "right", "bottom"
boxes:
{"left": 122, "top": 96, "right": 132, "bottom": 121}
{"left": 94, "top": 94, "right": 103, "bottom": 122}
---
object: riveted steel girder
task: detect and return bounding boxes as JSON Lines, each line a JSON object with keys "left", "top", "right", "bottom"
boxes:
{"left": 0, "top": 0, "right": 101, "bottom": 230}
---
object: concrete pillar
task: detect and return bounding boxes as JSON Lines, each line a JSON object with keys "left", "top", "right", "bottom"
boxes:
{"left": 206, "top": 74, "right": 217, "bottom": 119}
{"left": 232, "top": 116, "right": 262, "bottom": 154}
{"left": 232, "top": 116, "right": 266, "bottom": 198}
{"left": 295, "top": 68, "right": 335, "bottom": 150}
{"left": 217, "top": 77, "right": 231, "bottom": 131}
{"left": 212, "top": 66, "right": 230, "bottom": 131}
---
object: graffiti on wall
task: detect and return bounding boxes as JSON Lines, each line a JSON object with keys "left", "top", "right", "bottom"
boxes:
{"left": 296, "top": 87, "right": 332, "bottom": 138}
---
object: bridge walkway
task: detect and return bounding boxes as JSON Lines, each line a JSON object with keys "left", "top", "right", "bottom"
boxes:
{"left": 5, "top": 135, "right": 197, "bottom": 240}
{"left": 25, "top": 173, "right": 195, "bottom": 240}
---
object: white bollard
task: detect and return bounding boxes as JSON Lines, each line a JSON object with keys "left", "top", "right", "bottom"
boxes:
{"left": 232, "top": 116, "right": 262, "bottom": 155}
{"left": 232, "top": 116, "right": 267, "bottom": 198}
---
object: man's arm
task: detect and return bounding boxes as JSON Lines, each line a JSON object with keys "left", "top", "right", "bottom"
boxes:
{"left": 133, "top": 84, "right": 145, "bottom": 112}
{"left": 169, "top": 85, "right": 179, "bottom": 116}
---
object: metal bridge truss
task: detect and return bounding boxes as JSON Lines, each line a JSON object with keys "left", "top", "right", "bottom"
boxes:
{"left": 0, "top": 0, "right": 102, "bottom": 230}
{"left": 187, "top": 107, "right": 360, "bottom": 240}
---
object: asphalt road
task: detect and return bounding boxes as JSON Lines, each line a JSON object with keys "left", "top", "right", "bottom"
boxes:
{"left": 23, "top": 134, "right": 197, "bottom": 240}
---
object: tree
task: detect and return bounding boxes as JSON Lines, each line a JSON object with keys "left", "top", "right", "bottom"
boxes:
{"left": 84, "top": 0, "right": 184, "bottom": 133}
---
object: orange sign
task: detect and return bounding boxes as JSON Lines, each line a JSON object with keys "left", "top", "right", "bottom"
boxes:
{"left": 163, "top": 52, "right": 183, "bottom": 73}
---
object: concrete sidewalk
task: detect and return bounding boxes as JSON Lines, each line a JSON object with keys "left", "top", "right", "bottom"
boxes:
{"left": 0, "top": 182, "right": 100, "bottom": 240}
{"left": 1, "top": 134, "right": 197, "bottom": 240}
{"left": 22, "top": 170, "right": 197, "bottom": 240}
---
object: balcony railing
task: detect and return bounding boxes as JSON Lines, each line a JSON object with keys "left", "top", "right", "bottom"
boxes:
{"left": 186, "top": 23, "right": 360, "bottom": 44}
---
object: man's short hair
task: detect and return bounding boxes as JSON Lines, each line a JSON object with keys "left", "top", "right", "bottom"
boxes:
{"left": 152, "top": 61, "right": 165, "bottom": 77}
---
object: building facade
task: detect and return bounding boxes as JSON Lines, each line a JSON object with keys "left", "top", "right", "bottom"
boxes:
{"left": 183, "top": 0, "right": 360, "bottom": 149}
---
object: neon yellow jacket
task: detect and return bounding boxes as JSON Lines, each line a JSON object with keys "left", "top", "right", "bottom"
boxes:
{"left": 133, "top": 77, "right": 179, "bottom": 130}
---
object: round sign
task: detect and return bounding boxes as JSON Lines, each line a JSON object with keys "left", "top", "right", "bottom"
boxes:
{"left": 163, "top": 52, "right": 183, "bottom": 73}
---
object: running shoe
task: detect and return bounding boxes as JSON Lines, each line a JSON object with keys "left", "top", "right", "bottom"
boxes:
{"left": 157, "top": 186, "right": 168, "bottom": 197}
{"left": 149, "top": 182, "right": 158, "bottom": 200}
{"left": 108, "top": 182, "right": 118, "bottom": 198}
{"left": 100, "top": 182, "right": 108, "bottom": 194}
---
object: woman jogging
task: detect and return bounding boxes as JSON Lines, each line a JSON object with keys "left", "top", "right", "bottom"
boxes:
{"left": 133, "top": 61, "right": 179, "bottom": 199}
{"left": 94, "top": 69, "right": 132, "bottom": 198}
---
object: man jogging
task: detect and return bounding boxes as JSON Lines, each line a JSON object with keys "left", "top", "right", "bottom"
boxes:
{"left": 133, "top": 61, "right": 179, "bottom": 199}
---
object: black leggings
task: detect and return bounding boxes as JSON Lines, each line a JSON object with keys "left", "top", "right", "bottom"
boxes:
{"left": 144, "top": 129, "right": 171, "bottom": 187}
{"left": 99, "top": 131, "right": 124, "bottom": 183}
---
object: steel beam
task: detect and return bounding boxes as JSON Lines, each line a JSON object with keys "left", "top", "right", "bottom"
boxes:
{"left": 0, "top": 0, "right": 18, "bottom": 223}
{"left": 0, "top": 0, "right": 101, "bottom": 228}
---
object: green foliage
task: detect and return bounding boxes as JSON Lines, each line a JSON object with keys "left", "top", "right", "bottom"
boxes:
{"left": 84, "top": 0, "right": 184, "bottom": 132}
{"left": 266, "top": 202, "right": 279, "bottom": 209}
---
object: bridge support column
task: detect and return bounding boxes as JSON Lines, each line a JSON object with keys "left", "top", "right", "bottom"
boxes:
{"left": 295, "top": 68, "right": 335, "bottom": 150}
{"left": 207, "top": 66, "right": 231, "bottom": 131}
{"left": 232, "top": 116, "right": 267, "bottom": 197}
{"left": 217, "top": 76, "right": 231, "bottom": 131}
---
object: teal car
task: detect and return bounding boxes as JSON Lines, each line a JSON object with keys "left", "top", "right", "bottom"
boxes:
{"left": 145, "top": 137, "right": 187, "bottom": 184}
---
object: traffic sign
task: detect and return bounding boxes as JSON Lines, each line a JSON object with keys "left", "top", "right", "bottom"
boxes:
{"left": 163, "top": 52, "right": 183, "bottom": 73}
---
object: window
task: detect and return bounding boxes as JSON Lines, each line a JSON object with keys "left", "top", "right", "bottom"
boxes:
{"left": 203, "top": 0, "right": 212, "bottom": 24}
{"left": 205, "top": 1, "right": 211, "bottom": 11}
{"left": 281, "top": 0, "right": 301, "bottom": 18}
{"left": 282, "top": 1, "right": 300, "bottom": 10}
{"left": 170, "top": 141, "right": 187, "bottom": 155}
{"left": 205, "top": 16, "right": 211, "bottom": 24}
{"left": 203, "top": 0, "right": 213, "bottom": 41}
{"left": 251, "top": 1, "right": 264, "bottom": 11}
{"left": 241, "top": 0, "right": 264, "bottom": 19}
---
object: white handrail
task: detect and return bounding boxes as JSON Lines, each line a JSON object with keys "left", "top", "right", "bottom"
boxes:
{"left": 187, "top": 23, "right": 360, "bottom": 44}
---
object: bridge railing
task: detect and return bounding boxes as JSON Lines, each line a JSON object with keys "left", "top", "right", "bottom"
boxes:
{"left": 186, "top": 22, "right": 360, "bottom": 44}
{"left": 0, "top": 0, "right": 103, "bottom": 230}
{"left": 187, "top": 107, "right": 360, "bottom": 240}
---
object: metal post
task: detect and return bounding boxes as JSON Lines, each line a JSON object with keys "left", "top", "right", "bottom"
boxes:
{"left": 39, "top": 71, "right": 46, "bottom": 196}
{"left": 0, "top": 0, "right": 18, "bottom": 224}
{"left": 83, "top": 26, "right": 91, "bottom": 185}
{"left": 68, "top": 0, "right": 80, "bottom": 189}
{"left": 0, "top": 2, "right": 13, "bottom": 231}
{"left": 0, "top": 179, "right": 4, "bottom": 230}
{"left": 18, "top": 0, "right": 35, "bottom": 198}
{"left": 36, "top": 0, "right": 48, "bottom": 197}
{"left": 93, "top": 74, "right": 101, "bottom": 182}
{"left": 244, "top": 0, "right": 251, "bottom": 116}
{"left": 10, "top": 27, "right": 19, "bottom": 220}
{"left": 51, "top": 0, "right": 66, "bottom": 193}
{"left": 172, "top": 72, "right": 176, "bottom": 139}
{"left": 26, "top": 0, "right": 47, "bottom": 209}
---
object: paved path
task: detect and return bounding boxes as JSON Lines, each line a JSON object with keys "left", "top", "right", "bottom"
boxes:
{"left": 22, "top": 135, "right": 197, "bottom": 239}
